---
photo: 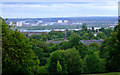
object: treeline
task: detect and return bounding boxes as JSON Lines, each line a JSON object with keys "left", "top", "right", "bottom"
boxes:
{"left": 2, "top": 18, "right": 120, "bottom": 75}
{"left": 21, "top": 25, "right": 83, "bottom": 30}
{"left": 29, "top": 24, "right": 113, "bottom": 42}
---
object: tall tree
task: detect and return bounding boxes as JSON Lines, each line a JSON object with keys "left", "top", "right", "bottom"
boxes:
{"left": 105, "top": 24, "right": 120, "bottom": 72}
{"left": 82, "top": 51, "right": 103, "bottom": 73}
{"left": 48, "top": 50, "right": 67, "bottom": 74}
{"left": 99, "top": 24, "right": 120, "bottom": 72}
{"left": 69, "top": 33, "right": 80, "bottom": 47}
{"left": 82, "top": 24, "right": 87, "bottom": 31}
{"left": 97, "top": 32, "right": 107, "bottom": 39}
{"left": 48, "top": 48, "right": 82, "bottom": 74}
{"left": 2, "top": 19, "right": 40, "bottom": 75}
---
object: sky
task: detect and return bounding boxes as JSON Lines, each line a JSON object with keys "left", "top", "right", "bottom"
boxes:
{"left": 1, "top": 0, "right": 119, "bottom": 18}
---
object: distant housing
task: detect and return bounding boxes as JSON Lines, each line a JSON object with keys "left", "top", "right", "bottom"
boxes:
{"left": 17, "top": 22, "right": 22, "bottom": 27}
{"left": 58, "top": 20, "right": 62, "bottom": 23}
{"left": 46, "top": 40, "right": 103, "bottom": 45}
{"left": 80, "top": 40, "right": 103, "bottom": 46}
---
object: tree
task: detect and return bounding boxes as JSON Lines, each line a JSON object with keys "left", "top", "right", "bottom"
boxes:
{"left": 82, "top": 51, "right": 103, "bottom": 73}
{"left": 82, "top": 24, "right": 87, "bottom": 31}
{"left": 31, "top": 43, "right": 44, "bottom": 66}
{"left": 89, "top": 42, "right": 99, "bottom": 51}
{"left": 99, "top": 27, "right": 105, "bottom": 32}
{"left": 57, "top": 61, "right": 62, "bottom": 73}
{"left": 48, "top": 50, "right": 67, "bottom": 74}
{"left": 59, "top": 41, "right": 70, "bottom": 50}
{"left": 57, "top": 32, "right": 64, "bottom": 38}
{"left": 97, "top": 32, "right": 107, "bottom": 39}
{"left": 41, "top": 35, "right": 47, "bottom": 41}
{"left": 48, "top": 30, "right": 65, "bottom": 40}
{"left": 0, "top": 17, "right": 2, "bottom": 74}
{"left": 66, "top": 29, "right": 71, "bottom": 37}
{"left": 103, "top": 29, "right": 113, "bottom": 37}
{"left": 30, "top": 34, "right": 41, "bottom": 41}
{"left": 37, "top": 65, "right": 48, "bottom": 74}
{"left": 31, "top": 39, "right": 49, "bottom": 66}
{"left": 92, "top": 26, "right": 95, "bottom": 32}
{"left": 48, "top": 48, "right": 82, "bottom": 74}
{"left": 49, "top": 44, "right": 60, "bottom": 52}
{"left": 91, "top": 36, "right": 100, "bottom": 40}
{"left": 78, "top": 30, "right": 86, "bottom": 37}
{"left": 99, "top": 24, "right": 120, "bottom": 72}
{"left": 88, "top": 32, "right": 94, "bottom": 40}
{"left": 51, "top": 35, "right": 57, "bottom": 40}
{"left": 105, "top": 25, "right": 120, "bottom": 72}
{"left": 69, "top": 33, "right": 80, "bottom": 47}
{"left": 81, "top": 33, "right": 89, "bottom": 40}
{"left": 99, "top": 38, "right": 110, "bottom": 58}
{"left": 2, "top": 19, "right": 40, "bottom": 75}
{"left": 75, "top": 42, "right": 88, "bottom": 59}
{"left": 64, "top": 48, "right": 82, "bottom": 74}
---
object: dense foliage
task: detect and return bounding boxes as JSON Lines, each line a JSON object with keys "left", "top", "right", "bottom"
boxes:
{"left": 48, "top": 48, "right": 82, "bottom": 74}
{"left": 2, "top": 18, "right": 40, "bottom": 75}
{"left": 2, "top": 17, "right": 120, "bottom": 75}
{"left": 82, "top": 51, "right": 104, "bottom": 73}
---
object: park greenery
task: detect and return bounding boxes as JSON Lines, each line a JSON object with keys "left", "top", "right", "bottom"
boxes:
{"left": 1, "top": 17, "right": 120, "bottom": 75}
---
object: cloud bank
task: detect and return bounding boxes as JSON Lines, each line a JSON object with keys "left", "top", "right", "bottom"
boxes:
{"left": 2, "top": 1, "right": 118, "bottom": 18}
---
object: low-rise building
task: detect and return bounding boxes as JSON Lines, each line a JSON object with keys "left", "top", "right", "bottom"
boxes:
{"left": 64, "top": 20, "right": 68, "bottom": 23}
{"left": 58, "top": 20, "right": 62, "bottom": 23}
{"left": 80, "top": 40, "right": 103, "bottom": 46}
{"left": 9, "top": 22, "right": 15, "bottom": 26}
{"left": 17, "top": 22, "right": 22, "bottom": 27}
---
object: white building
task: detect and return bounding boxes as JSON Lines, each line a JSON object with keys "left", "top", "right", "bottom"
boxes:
{"left": 64, "top": 20, "right": 68, "bottom": 23}
{"left": 9, "top": 22, "right": 14, "bottom": 26}
{"left": 94, "top": 27, "right": 101, "bottom": 30}
{"left": 17, "top": 22, "right": 22, "bottom": 27}
{"left": 87, "top": 27, "right": 101, "bottom": 30}
{"left": 58, "top": 20, "right": 62, "bottom": 23}
{"left": 38, "top": 21, "right": 42, "bottom": 23}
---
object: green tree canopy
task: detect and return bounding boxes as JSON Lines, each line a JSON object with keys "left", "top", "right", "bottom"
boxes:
{"left": 69, "top": 33, "right": 80, "bottom": 47}
{"left": 48, "top": 48, "right": 82, "bottom": 74}
{"left": 97, "top": 32, "right": 107, "bottom": 40}
{"left": 105, "top": 24, "right": 120, "bottom": 72}
{"left": 2, "top": 19, "right": 40, "bottom": 75}
{"left": 82, "top": 51, "right": 103, "bottom": 73}
{"left": 82, "top": 24, "right": 87, "bottom": 31}
{"left": 99, "top": 24, "right": 120, "bottom": 72}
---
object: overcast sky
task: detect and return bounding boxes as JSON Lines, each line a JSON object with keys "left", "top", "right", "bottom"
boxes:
{"left": 1, "top": 0, "right": 119, "bottom": 18}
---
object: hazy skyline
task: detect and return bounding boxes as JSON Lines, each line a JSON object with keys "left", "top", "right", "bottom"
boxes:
{"left": 1, "top": 0, "right": 119, "bottom": 18}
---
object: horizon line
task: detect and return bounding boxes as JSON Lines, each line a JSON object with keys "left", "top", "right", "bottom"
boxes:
{"left": 2, "top": 16, "right": 118, "bottom": 19}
